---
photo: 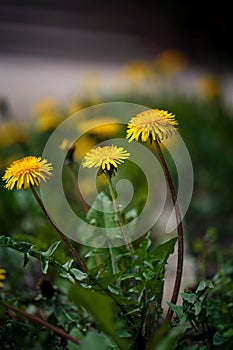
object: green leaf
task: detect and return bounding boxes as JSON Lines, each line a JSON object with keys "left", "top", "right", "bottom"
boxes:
{"left": 0, "top": 235, "right": 34, "bottom": 253}
{"left": 67, "top": 328, "right": 84, "bottom": 350}
{"left": 40, "top": 241, "right": 61, "bottom": 274}
{"left": 70, "top": 268, "right": 88, "bottom": 282}
{"left": 62, "top": 259, "right": 74, "bottom": 270}
{"left": 167, "top": 303, "right": 185, "bottom": 321}
{"left": 196, "top": 280, "right": 214, "bottom": 294}
{"left": 0, "top": 236, "right": 77, "bottom": 282}
{"left": 149, "top": 324, "right": 186, "bottom": 350}
{"left": 77, "top": 330, "right": 109, "bottom": 350}
{"left": 213, "top": 331, "right": 226, "bottom": 345}
{"left": 134, "top": 233, "right": 151, "bottom": 261}
{"left": 181, "top": 292, "right": 196, "bottom": 304}
{"left": 69, "top": 284, "right": 129, "bottom": 350}
{"left": 149, "top": 237, "right": 177, "bottom": 264}
{"left": 41, "top": 240, "right": 61, "bottom": 258}
{"left": 86, "top": 192, "right": 123, "bottom": 244}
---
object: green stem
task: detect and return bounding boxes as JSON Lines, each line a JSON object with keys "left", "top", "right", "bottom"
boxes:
{"left": 0, "top": 301, "right": 81, "bottom": 346}
{"left": 31, "top": 187, "right": 88, "bottom": 273}
{"left": 106, "top": 174, "right": 134, "bottom": 254}
{"left": 108, "top": 242, "right": 117, "bottom": 275}
{"left": 154, "top": 140, "right": 184, "bottom": 322}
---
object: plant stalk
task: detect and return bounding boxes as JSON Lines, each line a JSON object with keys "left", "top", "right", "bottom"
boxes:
{"left": 31, "top": 187, "right": 88, "bottom": 273}
{"left": 0, "top": 301, "right": 81, "bottom": 346}
{"left": 106, "top": 173, "right": 134, "bottom": 254}
{"left": 154, "top": 140, "right": 184, "bottom": 322}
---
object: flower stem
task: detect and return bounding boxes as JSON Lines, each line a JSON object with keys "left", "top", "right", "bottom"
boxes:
{"left": 154, "top": 140, "right": 184, "bottom": 322}
{"left": 31, "top": 187, "right": 88, "bottom": 273}
{"left": 108, "top": 242, "right": 117, "bottom": 275}
{"left": 0, "top": 301, "right": 81, "bottom": 346}
{"left": 106, "top": 174, "right": 134, "bottom": 254}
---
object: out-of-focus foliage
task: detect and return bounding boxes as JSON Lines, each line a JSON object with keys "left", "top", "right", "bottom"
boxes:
{"left": 1, "top": 49, "right": 233, "bottom": 349}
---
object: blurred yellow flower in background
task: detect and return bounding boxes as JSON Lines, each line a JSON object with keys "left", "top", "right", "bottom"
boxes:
{"left": 2, "top": 156, "right": 53, "bottom": 190}
{"left": 77, "top": 117, "right": 121, "bottom": 138}
{"left": 32, "top": 98, "right": 59, "bottom": 116}
{"left": 127, "top": 109, "right": 178, "bottom": 143}
{"left": 60, "top": 136, "right": 96, "bottom": 163}
{"left": 68, "top": 100, "right": 83, "bottom": 116}
{"left": 79, "top": 71, "right": 102, "bottom": 95}
{"left": 0, "top": 121, "right": 29, "bottom": 147}
{"left": 35, "top": 112, "right": 63, "bottom": 132}
{"left": 195, "top": 74, "right": 220, "bottom": 101}
{"left": 121, "top": 60, "right": 152, "bottom": 84}
{"left": 60, "top": 138, "right": 74, "bottom": 153}
{"left": 32, "top": 97, "right": 64, "bottom": 131}
{"left": 0, "top": 269, "right": 6, "bottom": 288}
{"left": 154, "top": 49, "right": 187, "bottom": 75}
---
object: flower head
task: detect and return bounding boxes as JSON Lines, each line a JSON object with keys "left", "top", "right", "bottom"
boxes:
{"left": 0, "top": 268, "right": 6, "bottom": 288}
{"left": 82, "top": 145, "right": 130, "bottom": 176}
{"left": 2, "top": 156, "right": 53, "bottom": 190}
{"left": 126, "top": 109, "right": 178, "bottom": 143}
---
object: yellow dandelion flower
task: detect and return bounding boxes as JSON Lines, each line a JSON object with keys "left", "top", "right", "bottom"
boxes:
{"left": 0, "top": 268, "right": 6, "bottom": 288}
{"left": 2, "top": 156, "right": 53, "bottom": 190}
{"left": 126, "top": 109, "right": 178, "bottom": 143}
{"left": 82, "top": 145, "right": 130, "bottom": 176}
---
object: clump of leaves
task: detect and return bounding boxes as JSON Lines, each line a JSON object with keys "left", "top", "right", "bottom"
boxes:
{"left": 0, "top": 214, "right": 177, "bottom": 350}
{"left": 170, "top": 263, "right": 233, "bottom": 349}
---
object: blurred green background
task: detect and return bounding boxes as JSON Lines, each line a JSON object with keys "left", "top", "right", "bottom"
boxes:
{"left": 0, "top": 0, "right": 233, "bottom": 293}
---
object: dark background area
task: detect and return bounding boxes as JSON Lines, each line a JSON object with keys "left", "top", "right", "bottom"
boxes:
{"left": 0, "top": 0, "right": 232, "bottom": 66}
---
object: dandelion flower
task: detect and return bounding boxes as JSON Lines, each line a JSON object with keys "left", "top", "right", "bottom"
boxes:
{"left": 82, "top": 145, "right": 130, "bottom": 176}
{"left": 126, "top": 109, "right": 178, "bottom": 143}
{"left": 0, "top": 268, "right": 6, "bottom": 288}
{"left": 2, "top": 156, "right": 53, "bottom": 190}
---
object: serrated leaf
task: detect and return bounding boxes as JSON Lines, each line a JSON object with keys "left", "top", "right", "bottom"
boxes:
{"left": 58, "top": 270, "right": 75, "bottom": 283}
{"left": 40, "top": 241, "right": 61, "bottom": 274}
{"left": 0, "top": 235, "right": 34, "bottom": 254}
{"left": 70, "top": 268, "right": 87, "bottom": 282}
{"left": 99, "top": 272, "right": 122, "bottom": 288}
{"left": 181, "top": 292, "right": 196, "bottom": 304}
{"left": 41, "top": 241, "right": 61, "bottom": 258}
{"left": 135, "top": 233, "right": 151, "bottom": 258}
{"left": 167, "top": 303, "right": 184, "bottom": 320}
{"left": 40, "top": 255, "right": 49, "bottom": 274}
{"left": 62, "top": 259, "right": 74, "bottom": 270}
{"left": 149, "top": 237, "right": 177, "bottom": 264}
{"left": 69, "top": 284, "right": 129, "bottom": 350}
{"left": 196, "top": 280, "right": 214, "bottom": 294}
{"left": 86, "top": 192, "right": 123, "bottom": 244}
